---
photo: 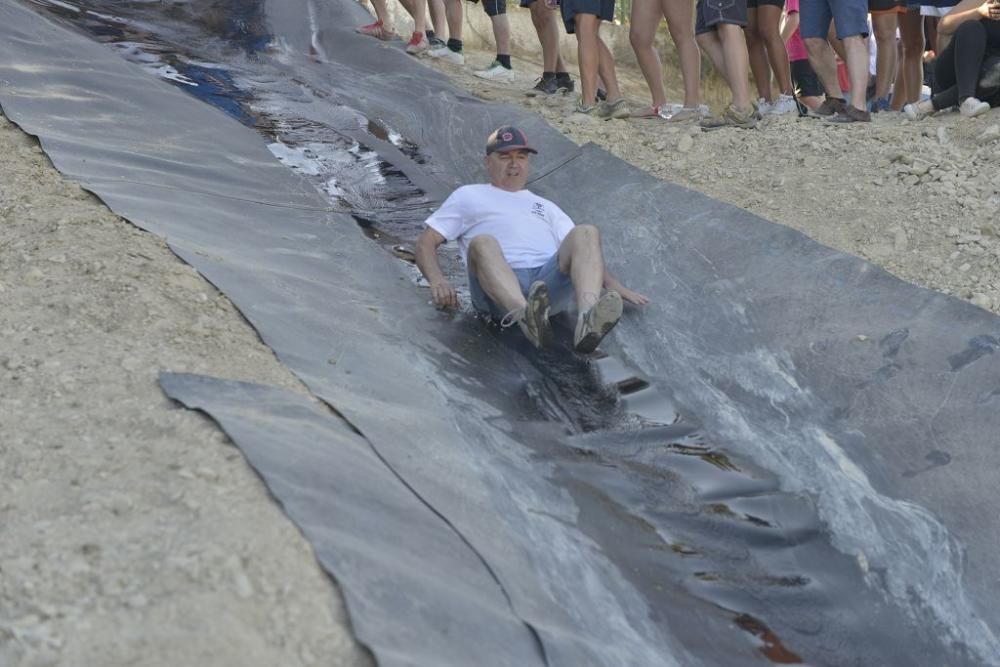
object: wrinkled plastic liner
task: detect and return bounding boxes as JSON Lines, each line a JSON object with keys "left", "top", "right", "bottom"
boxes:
{"left": 3, "top": 0, "right": 1000, "bottom": 664}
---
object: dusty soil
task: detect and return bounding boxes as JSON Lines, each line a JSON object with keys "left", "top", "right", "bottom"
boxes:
{"left": 432, "top": 47, "right": 1000, "bottom": 315}
{"left": 0, "top": 110, "right": 371, "bottom": 667}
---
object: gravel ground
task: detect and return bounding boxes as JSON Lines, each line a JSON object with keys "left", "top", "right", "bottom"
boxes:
{"left": 0, "top": 110, "right": 371, "bottom": 667}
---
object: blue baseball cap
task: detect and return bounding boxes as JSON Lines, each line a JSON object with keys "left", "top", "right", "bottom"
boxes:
{"left": 485, "top": 126, "right": 538, "bottom": 155}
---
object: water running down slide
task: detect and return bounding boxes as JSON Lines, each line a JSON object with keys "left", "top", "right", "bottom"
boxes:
{"left": 2, "top": 0, "right": 999, "bottom": 663}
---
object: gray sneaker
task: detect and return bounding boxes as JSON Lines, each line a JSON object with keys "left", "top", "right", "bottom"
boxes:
{"left": 700, "top": 104, "right": 758, "bottom": 131}
{"left": 519, "top": 281, "right": 553, "bottom": 348}
{"left": 598, "top": 97, "right": 630, "bottom": 119}
{"left": 574, "top": 291, "right": 623, "bottom": 353}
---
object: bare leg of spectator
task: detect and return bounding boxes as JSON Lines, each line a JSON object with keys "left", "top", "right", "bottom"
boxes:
{"left": 843, "top": 34, "right": 869, "bottom": 110}
{"left": 894, "top": 8, "right": 924, "bottom": 108}
{"left": 805, "top": 36, "right": 846, "bottom": 98}
{"left": 759, "top": 4, "right": 794, "bottom": 96}
{"left": 530, "top": 0, "right": 567, "bottom": 74}
{"left": 663, "top": 0, "right": 703, "bottom": 109}
{"left": 746, "top": 8, "right": 775, "bottom": 102}
{"left": 872, "top": 12, "right": 899, "bottom": 104}
{"left": 630, "top": 0, "right": 670, "bottom": 111}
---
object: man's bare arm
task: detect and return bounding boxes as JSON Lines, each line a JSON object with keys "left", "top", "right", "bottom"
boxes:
{"left": 415, "top": 227, "right": 459, "bottom": 309}
{"left": 604, "top": 271, "right": 650, "bottom": 306}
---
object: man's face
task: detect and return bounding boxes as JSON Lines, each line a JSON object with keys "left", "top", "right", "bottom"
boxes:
{"left": 485, "top": 149, "right": 531, "bottom": 192}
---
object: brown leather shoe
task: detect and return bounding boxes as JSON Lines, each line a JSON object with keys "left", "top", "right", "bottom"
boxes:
{"left": 811, "top": 97, "right": 847, "bottom": 117}
{"left": 826, "top": 105, "right": 872, "bottom": 123}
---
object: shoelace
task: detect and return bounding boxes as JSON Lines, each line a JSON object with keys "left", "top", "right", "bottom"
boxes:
{"left": 499, "top": 308, "right": 524, "bottom": 329}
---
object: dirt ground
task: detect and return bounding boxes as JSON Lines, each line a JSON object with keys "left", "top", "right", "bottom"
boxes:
{"left": 0, "top": 110, "right": 372, "bottom": 667}
{"left": 434, "top": 46, "right": 1000, "bottom": 315}
{"left": 2, "top": 23, "right": 999, "bottom": 667}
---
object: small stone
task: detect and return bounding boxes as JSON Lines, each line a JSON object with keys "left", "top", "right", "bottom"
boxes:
{"left": 959, "top": 263, "right": 972, "bottom": 272}
{"left": 677, "top": 135, "right": 694, "bottom": 153}
{"left": 856, "top": 335, "right": 869, "bottom": 342}
{"left": 937, "top": 126, "right": 949, "bottom": 145}
{"left": 971, "top": 293, "right": 992, "bottom": 309}
{"left": 127, "top": 593, "right": 149, "bottom": 609}
{"left": 46, "top": 254, "right": 67, "bottom": 264}
{"left": 978, "top": 124, "right": 1000, "bottom": 142}
{"left": 891, "top": 226, "right": 909, "bottom": 252}
{"left": 946, "top": 226, "right": 960, "bottom": 238}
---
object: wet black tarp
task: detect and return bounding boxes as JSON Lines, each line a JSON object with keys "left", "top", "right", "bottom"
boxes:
{"left": 2, "top": 0, "right": 999, "bottom": 664}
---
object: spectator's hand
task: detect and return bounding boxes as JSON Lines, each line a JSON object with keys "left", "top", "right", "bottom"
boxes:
{"left": 979, "top": 0, "right": 1000, "bottom": 20}
{"left": 430, "top": 279, "right": 459, "bottom": 310}
{"left": 618, "top": 287, "right": 649, "bottom": 306}
{"left": 544, "top": 0, "right": 559, "bottom": 10}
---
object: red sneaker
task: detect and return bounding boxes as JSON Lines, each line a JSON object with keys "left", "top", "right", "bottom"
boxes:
{"left": 405, "top": 31, "right": 428, "bottom": 55}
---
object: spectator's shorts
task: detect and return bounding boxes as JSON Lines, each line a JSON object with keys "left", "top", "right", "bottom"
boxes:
{"left": 799, "top": 0, "right": 869, "bottom": 39}
{"left": 920, "top": 4, "right": 955, "bottom": 16}
{"left": 748, "top": 0, "right": 785, "bottom": 9}
{"left": 561, "top": 0, "right": 615, "bottom": 33}
{"left": 869, "top": 0, "right": 906, "bottom": 13}
{"left": 468, "top": 252, "right": 575, "bottom": 319}
{"left": 695, "top": 0, "right": 749, "bottom": 35}
{"left": 791, "top": 58, "right": 825, "bottom": 97}
{"left": 520, "top": 0, "right": 536, "bottom": 7}
{"left": 469, "top": 0, "right": 508, "bottom": 17}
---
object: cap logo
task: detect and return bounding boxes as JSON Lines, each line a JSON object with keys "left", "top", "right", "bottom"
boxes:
{"left": 501, "top": 132, "right": 513, "bottom": 141}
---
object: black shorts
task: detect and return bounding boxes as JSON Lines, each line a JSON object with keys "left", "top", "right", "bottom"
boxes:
{"left": 868, "top": 0, "right": 905, "bottom": 13}
{"left": 790, "top": 58, "right": 824, "bottom": 98}
{"left": 695, "top": 0, "right": 748, "bottom": 34}
{"left": 747, "top": 0, "right": 784, "bottom": 8}
{"left": 561, "top": 0, "right": 615, "bottom": 34}
{"left": 469, "top": 0, "right": 507, "bottom": 17}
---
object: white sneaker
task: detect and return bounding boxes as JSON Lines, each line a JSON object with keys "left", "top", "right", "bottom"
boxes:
{"left": 474, "top": 61, "right": 514, "bottom": 82}
{"left": 664, "top": 104, "right": 710, "bottom": 122}
{"left": 756, "top": 97, "right": 773, "bottom": 117}
{"left": 904, "top": 100, "right": 932, "bottom": 121}
{"left": 960, "top": 97, "right": 990, "bottom": 118}
{"left": 769, "top": 94, "right": 798, "bottom": 115}
{"left": 574, "top": 291, "right": 623, "bottom": 354}
{"left": 427, "top": 45, "right": 465, "bottom": 65}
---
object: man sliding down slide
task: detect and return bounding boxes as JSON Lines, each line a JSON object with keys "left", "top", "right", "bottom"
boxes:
{"left": 415, "top": 126, "right": 648, "bottom": 353}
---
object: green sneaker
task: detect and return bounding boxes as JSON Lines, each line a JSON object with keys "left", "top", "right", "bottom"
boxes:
{"left": 598, "top": 97, "right": 630, "bottom": 119}
{"left": 700, "top": 104, "right": 758, "bottom": 131}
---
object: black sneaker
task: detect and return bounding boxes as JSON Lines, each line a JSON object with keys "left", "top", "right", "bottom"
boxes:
{"left": 428, "top": 36, "right": 446, "bottom": 49}
{"left": 556, "top": 74, "right": 574, "bottom": 94}
{"left": 596, "top": 87, "right": 607, "bottom": 102}
{"left": 526, "top": 76, "right": 559, "bottom": 97}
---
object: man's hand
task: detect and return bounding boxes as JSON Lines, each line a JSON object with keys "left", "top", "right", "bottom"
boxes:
{"left": 980, "top": 0, "right": 1000, "bottom": 20}
{"left": 618, "top": 287, "right": 649, "bottom": 306}
{"left": 430, "top": 279, "right": 459, "bottom": 309}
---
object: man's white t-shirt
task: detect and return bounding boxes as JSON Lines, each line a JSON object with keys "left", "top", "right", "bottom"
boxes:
{"left": 425, "top": 184, "right": 575, "bottom": 269}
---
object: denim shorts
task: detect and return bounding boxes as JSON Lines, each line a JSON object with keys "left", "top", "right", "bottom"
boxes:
{"left": 695, "top": 0, "right": 749, "bottom": 35}
{"left": 799, "top": 0, "right": 869, "bottom": 40}
{"left": 468, "top": 252, "right": 575, "bottom": 320}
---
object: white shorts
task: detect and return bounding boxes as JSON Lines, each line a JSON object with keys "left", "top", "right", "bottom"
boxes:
{"left": 920, "top": 5, "right": 953, "bottom": 16}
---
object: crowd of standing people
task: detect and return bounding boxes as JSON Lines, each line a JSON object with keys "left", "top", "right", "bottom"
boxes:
{"left": 356, "top": 0, "right": 1000, "bottom": 128}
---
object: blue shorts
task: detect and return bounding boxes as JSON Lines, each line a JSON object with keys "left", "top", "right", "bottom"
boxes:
{"left": 799, "top": 0, "right": 869, "bottom": 40}
{"left": 468, "top": 252, "right": 575, "bottom": 320}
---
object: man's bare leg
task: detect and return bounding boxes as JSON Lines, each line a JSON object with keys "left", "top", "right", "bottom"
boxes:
{"left": 428, "top": 0, "right": 446, "bottom": 37}
{"left": 491, "top": 14, "right": 512, "bottom": 57}
{"left": 530, "top": 0, "right": 565, "bottom": 73}
{"left": 805, "top": 36, "right": 845, "bottom": 98}
{"left": 557, "top": 225, "right": 606, "bottom": 311}
{"left": 468, "top": 236, "right": 526, "bottom": 312}
{"left": 842, "top": 34, "right": 869, "bottom": 110}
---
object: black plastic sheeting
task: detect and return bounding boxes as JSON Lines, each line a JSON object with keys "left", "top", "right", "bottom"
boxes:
{"left": 2, "top": 0, "right": 1000, "bottom": 664}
